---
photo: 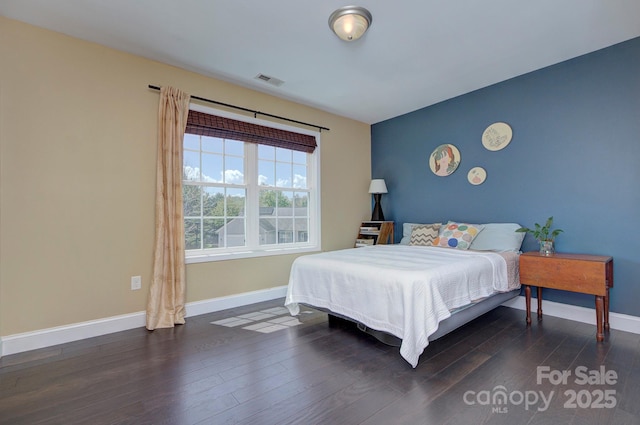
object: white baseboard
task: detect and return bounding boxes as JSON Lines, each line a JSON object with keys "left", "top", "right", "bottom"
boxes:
{"left": 185, "top": 285, "right": 287, "bottom": 317}
{"left": 502, "top": 295, "right": 640, "bottom": 335}
{"left": 1, "top": 285, "right": 288, "bottom": 357}
{"left": 3, "top": 290, "right": 636, "bottom": 357}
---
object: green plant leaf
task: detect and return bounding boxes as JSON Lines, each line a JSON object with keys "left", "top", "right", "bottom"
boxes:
{"left": 517, "top": 216, "right": 563, "bottom": 241}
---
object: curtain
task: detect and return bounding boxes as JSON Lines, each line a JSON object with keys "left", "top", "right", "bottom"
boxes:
{"left": 146, "top": 86, "right": 191, "bottom": 330}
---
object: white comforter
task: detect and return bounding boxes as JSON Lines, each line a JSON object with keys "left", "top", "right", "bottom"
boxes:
{"left": 285, "top": 244, "right": 517, "bottom": 368}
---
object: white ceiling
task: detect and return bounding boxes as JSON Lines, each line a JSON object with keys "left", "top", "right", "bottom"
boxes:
{"left": 2, "top": 0, "right": 639, "bottom": 124}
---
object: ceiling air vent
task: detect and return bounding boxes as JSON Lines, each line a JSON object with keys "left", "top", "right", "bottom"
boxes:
{"left": 254, "top": 73, "right": 285, "bottom": 87}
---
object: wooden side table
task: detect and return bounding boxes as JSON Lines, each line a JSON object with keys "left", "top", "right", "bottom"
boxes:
{"left": 355, "top": 221, "right": 394, "bottom": 247}
{"left": 519, "top": 252, "right": 613, "bottom": 342}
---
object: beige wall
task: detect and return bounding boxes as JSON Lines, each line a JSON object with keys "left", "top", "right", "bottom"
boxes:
{"left": 0, "top": 17, "right": 371, "bottom": 336}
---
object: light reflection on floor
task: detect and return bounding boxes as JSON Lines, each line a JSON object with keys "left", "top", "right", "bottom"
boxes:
{"left": 211, "top": 306, "right": 316, "bottom": 333}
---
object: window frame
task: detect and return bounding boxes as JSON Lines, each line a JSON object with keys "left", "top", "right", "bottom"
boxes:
{"left": 184, "top": 103, "right": 321, "bottom": 264}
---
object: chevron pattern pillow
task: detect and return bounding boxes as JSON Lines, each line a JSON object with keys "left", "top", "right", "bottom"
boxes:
{"left": 409, "top": 224, "right": 441, "bottom": 246}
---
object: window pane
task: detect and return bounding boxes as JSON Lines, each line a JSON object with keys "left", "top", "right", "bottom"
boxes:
{"left": 185, "top": 219, "right": 201, "bottom": 250}
{"left": 276, "top": 147, "right": 292, "bottom": 162}
{"left": 201, "top": 136, "right": 223, "bottom": 153}
{"left": 259, "top": 189, "right": 277, "bottom": 216}
{"left": 184, "top": 133, "right": 200, "bottom": 151}
{"left": 203, "top": 218, "right": 224, "bottom": 248}
{"left": 258, "top": 145, "right": 275, "bottom": 160}
{"left": 258, "top": 160, "right": 274, "bottom": 186}
{"left": 227, "top": 188, "right": 245, "bottom": 217}
{"left": 292, "top": 150, "right": 307, "bottom": 165}
{"left": 203, "top": 187, "right": 224, "bottom": 217}
{"left": 292, "top": 165, "right": 307, "bottom": 188}
{"left": 183, "top": 185, "right": 202, "bottom": 216}
{"left": 295, "top": 218, "right": 309, "bottom": 242}
{"left": 293, "top": 192, "right": 309, "bottom": 210}
{"left": 225, "top": 156, "right": 244, "bottom": 184}
{"left": 259, "top": 217, "right": 277, "bottom": 245}
{"left": 225, "top": 217, "right": 245, "bottom": 247}
{"left": 275, "top": 162, "right": 292, "bottom": 187}
{"left": 202, "top": 153, "right": 223, "bottom": 182}
{"left": 183, "top": 150, "right": 200, "bottom": 181}
{"left": 225, "top": 139, "right": 244, "bottom": 156}
{"left": 277, "top": 218, "right": 294, "bottom": 244}
{"left": 277, "top": 191, "right": 294, "bottom": 211}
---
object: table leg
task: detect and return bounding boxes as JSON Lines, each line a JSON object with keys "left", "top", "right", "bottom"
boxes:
{"left": 604, "top": 288, "right": 610, "bottom": 331}
{"left": 595, "top": 295, "right": 604, "bottom": 342}
{"left": 525, "top": 285, "right": 532, "bottom": 325}
{"left": 537, "top": 287, "right": 543, "bottom": 318}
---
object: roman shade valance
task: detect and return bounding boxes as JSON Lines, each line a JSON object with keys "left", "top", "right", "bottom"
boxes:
{"left": 185, "top": 110, "right": 317, "bottom": 153}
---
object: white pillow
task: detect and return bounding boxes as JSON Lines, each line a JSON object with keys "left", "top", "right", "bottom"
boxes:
{"left": 469, "top": 223, "right": 525, "bottom": 252}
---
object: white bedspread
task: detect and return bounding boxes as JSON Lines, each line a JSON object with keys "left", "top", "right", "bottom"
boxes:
{"left": 285, "top": 245, "right": 518, "bottom": 368}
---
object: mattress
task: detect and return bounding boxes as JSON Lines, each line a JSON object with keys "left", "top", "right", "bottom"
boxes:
{"left": 285, "top": 244, "right": 520, "bottom": 367}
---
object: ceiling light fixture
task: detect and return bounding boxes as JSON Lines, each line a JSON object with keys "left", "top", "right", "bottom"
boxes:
{"left": 328, "top": 6, "right": 372, "bottom": 42}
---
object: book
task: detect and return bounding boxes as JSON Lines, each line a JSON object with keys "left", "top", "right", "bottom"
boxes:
{"left": 360, "top": 226, "right": 378, "bottom": 232}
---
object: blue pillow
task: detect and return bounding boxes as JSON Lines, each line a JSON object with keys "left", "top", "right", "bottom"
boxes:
{"left": 469, "top": 223, "right": 525, "bottom": 252}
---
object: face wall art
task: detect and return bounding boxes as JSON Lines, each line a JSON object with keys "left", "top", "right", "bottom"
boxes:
{"left": 429, "top": 144, "right": 460, "bottom": 177}
{"left": 467, "top": 166, "right": 487, "bottom": 185}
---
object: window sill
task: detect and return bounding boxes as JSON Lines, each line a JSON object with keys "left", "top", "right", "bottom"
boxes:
{"left": 185, "top": 245, "right": 321, "bottom": 264}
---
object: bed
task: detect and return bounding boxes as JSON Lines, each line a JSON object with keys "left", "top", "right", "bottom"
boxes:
{"left": 284, "top": 221, "right": 524, "bottom": 368}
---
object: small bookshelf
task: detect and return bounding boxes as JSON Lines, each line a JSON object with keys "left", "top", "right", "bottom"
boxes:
{"left": 355, "top": 221, "right": 394, "bottom": 247}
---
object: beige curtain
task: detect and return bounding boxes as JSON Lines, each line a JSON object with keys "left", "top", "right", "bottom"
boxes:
{"left": 146, "top": 86, "right": 191, "bottom": 330}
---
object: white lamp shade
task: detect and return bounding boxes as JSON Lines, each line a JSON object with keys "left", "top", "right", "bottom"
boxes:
{"left": 329, "top": 6, "right": 372, "bottom": 42}
{"left": 368, "top": 179, "right": 388, "bottom": 194}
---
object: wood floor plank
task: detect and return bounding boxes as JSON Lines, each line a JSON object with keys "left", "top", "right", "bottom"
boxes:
{"left": 1, "top": 301, "right": 639, "bottom": 425}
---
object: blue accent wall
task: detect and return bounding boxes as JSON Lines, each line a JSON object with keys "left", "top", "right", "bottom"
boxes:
{"left": 371, "top": 37, "right": 640, "bottom": 317}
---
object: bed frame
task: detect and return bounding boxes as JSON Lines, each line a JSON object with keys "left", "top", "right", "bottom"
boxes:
{"left": 325, "top": 289, "right": 520, "bottom": 347}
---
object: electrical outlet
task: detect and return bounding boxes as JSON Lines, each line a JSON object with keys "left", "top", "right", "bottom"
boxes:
{"left": 131, "top": 276, "right": 142, "bottom": 290}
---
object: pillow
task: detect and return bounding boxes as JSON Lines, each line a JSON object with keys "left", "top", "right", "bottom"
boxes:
{"left": 409, "top": 224, "right": 441, "bottom": 246}
{"left": 469, "top": 223, "right": 526, "bottom": 252}
{"left": 434, "top": 221, "right": 484, "bottom": 250}
{"left": 400, "top": 222, "right": 442, "bottom": 244}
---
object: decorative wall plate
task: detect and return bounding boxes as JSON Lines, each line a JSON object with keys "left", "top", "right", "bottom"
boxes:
{"left": 429, "top": 144, "right": 460, "bottom": 177}
{"left": 467, "top": 167, "right": 487, "bottom": 185}
{"left": 482, "top": 122, "right": 513, "bottom": 151}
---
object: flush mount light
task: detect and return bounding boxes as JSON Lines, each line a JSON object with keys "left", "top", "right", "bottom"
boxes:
{"left": 328, "top": 6, "right": 372, "bottom": 41}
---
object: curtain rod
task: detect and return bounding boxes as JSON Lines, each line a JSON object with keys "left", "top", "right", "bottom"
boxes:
{"left": 148, "top": 85, "right": 329, "bottom": 132}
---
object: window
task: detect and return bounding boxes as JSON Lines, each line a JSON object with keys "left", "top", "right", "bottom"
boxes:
{"left": 183, "top": 105, "right": 320, "bottom": 263}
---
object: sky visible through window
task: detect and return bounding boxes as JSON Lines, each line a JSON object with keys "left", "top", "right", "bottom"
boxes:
{"left": 183, "top": 134, "right": 307, "bottom": 189}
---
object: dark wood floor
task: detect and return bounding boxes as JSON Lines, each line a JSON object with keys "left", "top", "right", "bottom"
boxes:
{"left": 1, "top": 299, "right": 639, "bottom": 425}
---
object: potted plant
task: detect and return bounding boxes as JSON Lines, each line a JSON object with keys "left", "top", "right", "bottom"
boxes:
{"left": 516, "top": 216, "right": 563, "bottom": 255}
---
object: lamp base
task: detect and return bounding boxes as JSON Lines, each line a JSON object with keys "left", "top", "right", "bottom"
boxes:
{"left": 371, "top": 193, "right": 385, "bottom": 221}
